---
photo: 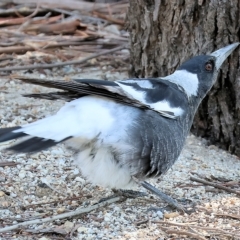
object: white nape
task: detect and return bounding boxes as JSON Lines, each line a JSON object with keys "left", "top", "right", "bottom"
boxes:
{"left": 161, "top": 70, "right": 199, "bottom": 97}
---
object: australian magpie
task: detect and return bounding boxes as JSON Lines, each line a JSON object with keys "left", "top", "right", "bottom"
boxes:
{"left": 0, "top": 43, "right": 239, "bottom": 210}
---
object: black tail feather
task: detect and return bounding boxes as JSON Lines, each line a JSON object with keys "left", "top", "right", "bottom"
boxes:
{"left": 0, "top": 126, "right": 70, "bottom": 153}
{"left": 7, "top": 136, "right": 70, "bottom": 153}
{"left": 7, "top": 137, "right": 58, "bottom": 153}
{"left": 0, "top": 127, "right": 26, "bottom": 142}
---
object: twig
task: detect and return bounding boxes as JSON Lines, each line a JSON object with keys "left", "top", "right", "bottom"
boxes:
{"left": 222, "top": 180, "right": 240, "bottom": 186}
{"left": 50, "top": 8, "right": 108, "bottom": 25}
{"left": 0, "top": 44, "right": 128, "bottom": 72}
{"left": 0, "top": 40, "right": 123, "bottom": 54}
{"left": 13, "top": 0, "right": 107, "bottom": 12}
{"left": 92, "top": 11, "right": 124, "bottom": 25}
{"left": 0, "top": 7, "right": 47, "bottom": 17}
{"left": 0, "top": 196, "right": 123, "bottom": 233}
{"left": 160, "top": 226, "right": 207, "bottom": 240}
{"left": 0, "top": 161, "right": 19, "bottom": 167}
{"left": 215, "top": 213, "right": 240, "bottom": 220}
{"left": 18, "top": 1, "right": 40, "bottom": 20}
{"left": 134, "top": 219, "right": 149, "bottom": 226}
{"left": 92, "top": 0, "right": 128, "bottom": 12}
{"left": 17, "top": 2, "right": 43, "bottom": 32}
{"left": 152, "top": 220, "right": 240, "bottom": 238}
{"left": 21, "top": 195, "right": 89, "bottom": 209}
{"left": 190, "top": 176, "right": 240, "bottom": 196}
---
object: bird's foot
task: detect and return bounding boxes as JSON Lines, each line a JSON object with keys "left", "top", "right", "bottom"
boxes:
{"left": 112, "top": 189, "right": 147, "bottom": 198}
{"left": 147, "top": 198, "right": 196, "bottom": 214}
{"left": 97, "top": 189, "right": 147, "bottom": 204}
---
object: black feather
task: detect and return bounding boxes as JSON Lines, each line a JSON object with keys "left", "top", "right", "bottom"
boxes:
{"left": 14, "top": 76, "right": 184, "bottom": 118}
{"left": 0, "top": 127, "right": 26, "bottom": 142}
{"left": 73, "top": 79, "right": 118, "bottom": 86}
{"left": 7, "top": 137, "right": 71, "bottom": 153}
{"left": 23, "top": 91, "right": 86, "bottom": 101}
{"left": 16, "top": 77, "right": 147, "bottom": 109}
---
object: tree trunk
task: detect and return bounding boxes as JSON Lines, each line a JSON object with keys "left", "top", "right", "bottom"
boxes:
{"left": 126, "top": 0, "right": 240, "bottom": 156}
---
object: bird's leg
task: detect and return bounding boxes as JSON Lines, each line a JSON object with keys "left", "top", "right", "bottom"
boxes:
{"left": 97, "top": 189, "right": 147, "bottom": 203}
{"left": 132, "top": 177, "right": 186, "bottom": 212}
{"left": 112, "top": 189, "right": 147, "bottom": 198}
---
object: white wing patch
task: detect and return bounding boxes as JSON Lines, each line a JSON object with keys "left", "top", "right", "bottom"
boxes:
{"left": 116, "top": 81, "right": 146, "bottom": 103}
{"left": 151, "top": 100, "right": 184, "bottom": 116}
{"left": 116, "top": 81, "right": 183, "bottom": 118}
{"left": 161, "top": 70, "right": 199, "bottom": 96}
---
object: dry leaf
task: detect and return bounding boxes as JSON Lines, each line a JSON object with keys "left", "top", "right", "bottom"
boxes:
{"left": 164, "top": 212, "right": 179, "bottom": 219}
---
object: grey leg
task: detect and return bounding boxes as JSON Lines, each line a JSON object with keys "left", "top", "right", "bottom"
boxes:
{"left": 132, "top": 177, "right": 189, "bottom": 212}
{"left": 97, "top": 189, "right": 147, "bottom": 203}
{"left": 140, "top": 181, "right": 185, "bottom": 212}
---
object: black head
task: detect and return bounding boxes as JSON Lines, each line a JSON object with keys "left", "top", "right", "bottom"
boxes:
{"left": 178, "top": 55, "right": 217, "bottom": 98}
{"left": 162, "top": 43, "right": 239, "bottom": 99}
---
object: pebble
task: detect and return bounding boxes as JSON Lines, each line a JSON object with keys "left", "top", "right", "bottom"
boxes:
{"left": 0, "top": 191, "right": 5, "bottom": 197}
{"left": 77, "top": 226, "right": 87, "bottom": 233}
{"left": 10, "top": 193, "right": 17, "bottom": 198}
{"left": 157, "top": 211, "right": 163, "bottom": 219}
{"left": 75, "top": 176, "right": 86, "bottom": 185}
{"left": 64, "top": 221, "right": 74, "bottom": 232}
{"left": 164, "top": 212, "right": 179, "bottom": 219}
{"left": 57, "top": 207, "right": 66, "bottom": 214}
{"left": 19, "top": 170, "right": 26, "bottom": 179}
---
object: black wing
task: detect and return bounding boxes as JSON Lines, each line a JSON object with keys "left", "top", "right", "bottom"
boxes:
{"left": 14, "top": 76, "right": 188, "bottom": 119}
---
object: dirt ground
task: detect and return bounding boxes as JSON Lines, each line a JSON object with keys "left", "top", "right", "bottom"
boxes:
{"left": 0, "top": 68, "right": 240, "bottom": 240}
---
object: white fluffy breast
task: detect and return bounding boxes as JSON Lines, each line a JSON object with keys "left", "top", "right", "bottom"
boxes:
{"left": 73, "top": 146, "right": 137, "bottom": 189}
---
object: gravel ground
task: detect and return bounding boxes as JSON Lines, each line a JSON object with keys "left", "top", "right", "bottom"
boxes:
{"left": 0, "top": 69, "right": 240, "bottom": 240}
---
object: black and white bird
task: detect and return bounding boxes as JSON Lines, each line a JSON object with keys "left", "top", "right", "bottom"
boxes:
{"left": 0, "top": 43, "right": 239, "bottom": 209}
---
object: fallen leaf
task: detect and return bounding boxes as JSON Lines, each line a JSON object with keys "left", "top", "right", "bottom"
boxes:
{"left": 164, "top": 212, "right": 179, "bottom": 219}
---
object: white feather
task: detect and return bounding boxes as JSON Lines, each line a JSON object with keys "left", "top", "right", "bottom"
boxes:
{"left": 116, "top": 82, "right": 183, "bottom": 117}
{"left": 14, "top": 96, "right": 124, "bottom": 141}
{"left": 161, "top": 70, "right": 199, "bottom": 96}
{"left": 151, "top": 100, "right": 184, "bottom": 116}
{"left": 116, "top": 82, "right": 146, "bottom": 102}
{"left": 73, "top": 146, "right": 136, "bottom": 189}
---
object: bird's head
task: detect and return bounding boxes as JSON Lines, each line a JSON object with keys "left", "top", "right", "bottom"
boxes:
{"left": 162, "top": 43, "right": 239, "bottom": 99}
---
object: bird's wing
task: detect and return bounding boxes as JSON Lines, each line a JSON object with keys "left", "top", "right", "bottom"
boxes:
{"left": 14, "top": 76, "right": 188, "bottom": 119}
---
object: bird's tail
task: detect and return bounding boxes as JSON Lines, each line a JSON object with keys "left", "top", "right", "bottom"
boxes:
{"left": 0, "top": 95, "right": 116, "bottom": 153}
{"left": 0, "top": 126, "right": 66, "bottom": 153}
{"left": 0, "top": 126, "right": 26, "bottom": 142}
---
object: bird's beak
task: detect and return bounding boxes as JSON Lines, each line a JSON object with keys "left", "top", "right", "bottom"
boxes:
{"left": 210, "top": 42, "right": 239, "bottom": 70}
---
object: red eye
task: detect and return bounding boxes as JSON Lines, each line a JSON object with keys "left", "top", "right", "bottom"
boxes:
{"left": 205, "top": 61, "right": 213, "bottom": 71}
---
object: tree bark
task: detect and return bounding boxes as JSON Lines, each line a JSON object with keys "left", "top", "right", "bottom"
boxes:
{"left": 126, "top": 0, "right": 240, "bottom": 156}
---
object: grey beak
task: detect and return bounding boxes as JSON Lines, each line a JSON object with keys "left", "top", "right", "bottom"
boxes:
{"left": 210, "top": 42, "right": 239, "bottom": 70}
